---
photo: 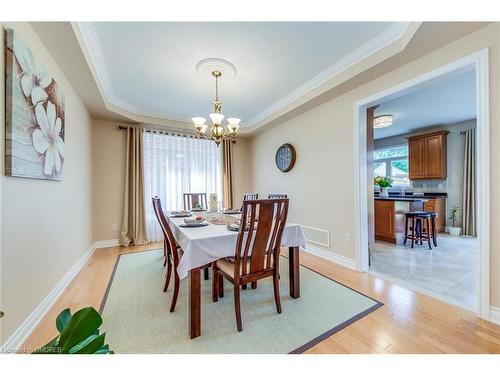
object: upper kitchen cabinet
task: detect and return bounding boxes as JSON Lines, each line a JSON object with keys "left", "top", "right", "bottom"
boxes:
{"left": 408, "top": 130, "right": 449, "bottom": 180}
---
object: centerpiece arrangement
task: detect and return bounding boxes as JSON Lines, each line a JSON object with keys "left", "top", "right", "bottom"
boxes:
{"left": 374, "top": 176, "right": 392, "bottom": 198}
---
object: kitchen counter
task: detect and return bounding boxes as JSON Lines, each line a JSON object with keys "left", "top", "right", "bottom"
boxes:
{"left": 375, "top": 196, "right": 429, "bottom": 202}
{"left": 374, "top": 194, "right": 447, "bottom": 243}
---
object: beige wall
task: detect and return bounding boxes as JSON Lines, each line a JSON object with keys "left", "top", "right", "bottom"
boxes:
{"left": 0, "top": 23, "right": 93, "bottom": 343}
{"left": 92, "top": 120, "right": 126, "bottom": 241}
{"left": 231, "top": 137, "right": 252, "bottom": 208}
{"left": 91, "top": 121, "right": 252, "bottom": 240}
{"left": 249, "top": 23, "right": 500, "bottom": 306}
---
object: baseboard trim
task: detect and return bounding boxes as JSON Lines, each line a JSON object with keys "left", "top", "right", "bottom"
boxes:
{"left": 303, "top": 243, "right": 357, "bottom": 270}
{"left": 489, "top": 306, "right": 500, "bottom": 325}
{"left": 0, "top": 239, "right": 118, "bottom": 351}
{"left": 94, "top": 239, "right": 120, "bottom": 249}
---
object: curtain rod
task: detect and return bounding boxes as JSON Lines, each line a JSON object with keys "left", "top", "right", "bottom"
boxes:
{"left": 118, "top": 125, "right": 201, "bottom": 139}
{"left": 118, "top": 125, "right": 237, "bottom": 143}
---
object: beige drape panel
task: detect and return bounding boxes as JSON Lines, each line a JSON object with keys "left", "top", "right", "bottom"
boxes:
{"left": 120, "top": 127, "right": 148, "bottom": 246}
{"left": 222, "top": 139, "right": 234, "bottom": 209}
{"left": 462, "top": 128, "right": 476, "bottom": 237}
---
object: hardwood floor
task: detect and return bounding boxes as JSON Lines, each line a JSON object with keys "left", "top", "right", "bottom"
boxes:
{"left": 22, "top": 243, "right": 500, "bottom": 353}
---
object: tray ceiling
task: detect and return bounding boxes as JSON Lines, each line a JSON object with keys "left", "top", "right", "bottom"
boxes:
{"left": 74, "top": 22, "right": 417, "bottom": 128}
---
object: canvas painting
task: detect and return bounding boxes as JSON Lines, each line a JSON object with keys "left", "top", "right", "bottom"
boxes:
{"left": 5, "top": 28, "right": 65, "bottom": 180}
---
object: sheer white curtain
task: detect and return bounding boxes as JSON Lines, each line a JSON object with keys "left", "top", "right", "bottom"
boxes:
{"left": 143, "top": 132, "right": 223, "bottom": 242}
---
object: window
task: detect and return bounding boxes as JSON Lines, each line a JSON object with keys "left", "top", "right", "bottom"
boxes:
{"left": 373, "top": 145, "right": 410, "bottom": 187}
{"left": 143, "top": 132, "right": 222, "bottom": 242}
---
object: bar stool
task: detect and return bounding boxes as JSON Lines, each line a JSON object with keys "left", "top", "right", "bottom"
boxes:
{"left": 413, "top": 211, "right": 439, "bottom": 247}
{"left": 427, "top": 211, "right": 438, "bottom": 247}
{"left": 404, "top": 211, "right": 433, "bottom": 250}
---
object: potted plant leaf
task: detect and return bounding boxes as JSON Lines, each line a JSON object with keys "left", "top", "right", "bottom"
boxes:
{"left": 448, "top": 205, "right": 461, "bottom": 236}
{"left": 374, "top": 176, "right": 392, "bottom": 198}
{"left": 33, "top": 306, "right": 113, "bottom": 354}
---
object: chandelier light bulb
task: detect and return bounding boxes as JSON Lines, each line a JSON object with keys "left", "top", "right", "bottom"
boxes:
{"left": 212, "top": 124, "right": 224, "bottom": 137}
{"left": 227, "top": 118, "right": 241, "bottom": 133}
{"left": 192, "top": 117, "right": 206, "bottom": 131}
{"left": 209, "top": 112, "right": 224, "bottom": 126}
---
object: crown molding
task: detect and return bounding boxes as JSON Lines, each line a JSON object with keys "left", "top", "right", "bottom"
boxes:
{"left": 72, "top": 22, "right": 420, "bottom": 133}
{"left": 246, "top": 22, "right": 417, "bottom": 127}
{"left": 244, "top": 22, "right": 421, "bottom": 132}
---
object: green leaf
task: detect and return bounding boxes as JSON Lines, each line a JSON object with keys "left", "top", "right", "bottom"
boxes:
{"left": 68, "top": 334, "right": 98, "bottom": 353}
{"left": 69, "top": 333, "right": 106, "bottom": 354}
{"left": 0, "top": 311, "right": 4, "bottom": 318}
{"left": 94, "top": 344, "right": 111, "bottom": 354}
{"left": 56, "top": 308, "right": 72, "bottom": 333}
{"left": 58, "top": 307, "right": 103, "bottom": 353}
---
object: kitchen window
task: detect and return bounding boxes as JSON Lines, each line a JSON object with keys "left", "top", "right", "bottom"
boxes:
{"left": 373, "top": 145, "right": 410, "bottom": 187}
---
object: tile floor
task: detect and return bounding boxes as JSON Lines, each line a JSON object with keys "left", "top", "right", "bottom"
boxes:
{"left": 369, "top": 234, "right": 478, "bottom": 312}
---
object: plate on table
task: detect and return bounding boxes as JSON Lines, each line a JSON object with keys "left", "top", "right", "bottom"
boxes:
{"left": 223, "top": 209, "right": 241, "bottom": 214}
{"left": 170, "top": 212, "right": 192, "bottom": 218}
{"left": 191, "top": 208, "right": 207, "bottom": 212}
{"left": 180, "top": 221, "right": 209, "bottom": 228}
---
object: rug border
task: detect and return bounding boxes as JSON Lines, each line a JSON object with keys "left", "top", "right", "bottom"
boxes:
{"left": 99, "top": 248, "right": 384, "bottom": 354}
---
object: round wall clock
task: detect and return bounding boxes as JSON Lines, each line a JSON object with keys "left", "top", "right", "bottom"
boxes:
{"left": 275, "top": 143, "right": 296, "bottom": 172}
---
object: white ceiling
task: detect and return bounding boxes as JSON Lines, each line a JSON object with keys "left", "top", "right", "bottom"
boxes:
{"left": 374, "top": 67, "right": 476, "bottom": 139}
{"left": 77, "top": 22, "right": 407, "bottom": 127}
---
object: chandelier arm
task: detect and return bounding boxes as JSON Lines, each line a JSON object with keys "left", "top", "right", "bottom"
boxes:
{"left": 195, "top": 131, "right": 211, "bottom": 140}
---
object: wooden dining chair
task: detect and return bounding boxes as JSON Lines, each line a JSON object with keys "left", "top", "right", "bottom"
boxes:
{"left": 239, "top": 193, "right": 258, "bottom": 212}
{"left": 211, "top": 198, "right": 289, "bottom": 332}
{"left": 152, "top": 196, "right": 183, "bottom": 312}
{"left": 183, "top": 193, "right": 208, "bottom": 210}
{"left": 268, "top": 193, "right": 287, "bottom": 199}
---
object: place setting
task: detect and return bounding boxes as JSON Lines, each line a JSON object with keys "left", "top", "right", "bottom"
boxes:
{"left": 179, "top": 216, "right": 209, "bottom": 227}
{"left": 169, "top": 210, "right": 192, "bottom": 218}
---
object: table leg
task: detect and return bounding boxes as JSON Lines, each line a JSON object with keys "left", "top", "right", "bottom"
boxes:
{"left": 189, "top": 267, "right": 201, "bottom": 339}
{"left": 288, "top": 246, "right": 300, "bottom": 298}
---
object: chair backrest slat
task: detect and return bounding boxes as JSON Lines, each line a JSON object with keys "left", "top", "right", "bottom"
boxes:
{"left": 240, "top": 193, "right": 258, "bottom": 211}
{"left": 243, "top": 193, "right": 258, "bottom": 200}
{"left": 235, "top": 198, "right": 289, "bottom": 279}
{"left": 152, "top": 196, "right": 180, "bottom": 264}
{"left": 183, "top": 193, "right": 208, "bottom": 210}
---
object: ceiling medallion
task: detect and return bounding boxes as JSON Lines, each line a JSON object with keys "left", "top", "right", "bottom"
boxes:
{"left": 192, "top": 59, "right": 240, "bottom": 146}
{"left": 196, "top": 58, "right": 237, "bottom": 81}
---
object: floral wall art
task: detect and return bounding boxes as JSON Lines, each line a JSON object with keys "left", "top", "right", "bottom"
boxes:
{"left": 4, "top": 28, "right": 65, "bottom": 180}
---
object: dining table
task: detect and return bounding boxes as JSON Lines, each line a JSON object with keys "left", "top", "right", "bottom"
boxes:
{"left": 167, "top": 212, "right": 307, "bottom": 339}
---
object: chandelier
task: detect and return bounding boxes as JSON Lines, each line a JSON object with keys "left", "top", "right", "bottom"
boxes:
{"left": 192, "top": 70, "right": 240, "bottom": 146}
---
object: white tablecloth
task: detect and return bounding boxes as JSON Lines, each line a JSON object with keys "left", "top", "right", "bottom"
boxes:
{"left": 168, "top": 215, "right": 306, "bottom": 279}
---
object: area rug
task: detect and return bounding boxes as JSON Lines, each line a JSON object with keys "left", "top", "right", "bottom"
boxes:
{"left": 100, "top": 249, "right": 382, "bottom": 354}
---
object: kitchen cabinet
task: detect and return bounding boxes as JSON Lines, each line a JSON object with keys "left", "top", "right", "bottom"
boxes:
{"left": 375, "top": 200, "right": 396, "bottom": 243}
{"left": 408, "top": 131, "right": 448, "bottom": 180}
{"left": 374, "top": 199, "right": 418, "bottom": 243}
